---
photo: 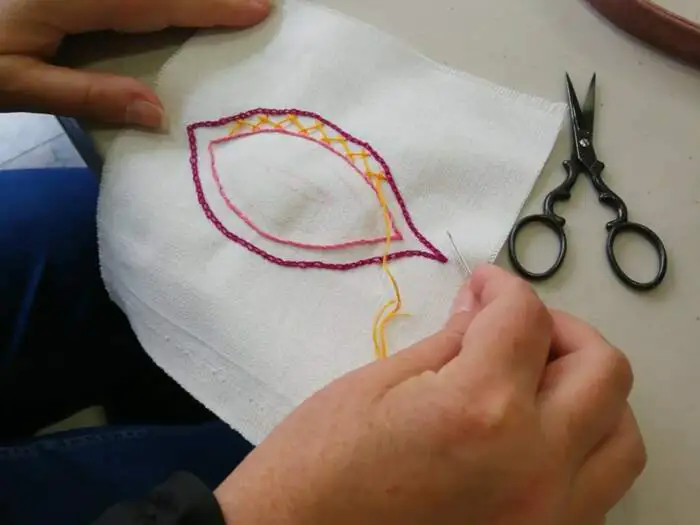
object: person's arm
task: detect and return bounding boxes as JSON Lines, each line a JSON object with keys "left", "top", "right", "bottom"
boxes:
{"left": 93, "top": 472, "right": 225, "bottom": 525}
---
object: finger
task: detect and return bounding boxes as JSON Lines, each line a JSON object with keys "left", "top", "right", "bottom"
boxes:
{"left": 569, "top": 407, "right": 647, "bottom": 523}
{"left": 442, "top": 264, "right": 553, "bottom": 395}
{"left": 45, "top": 0, "right": 272, "bottom": 34}
{"left": 548, "top": 309, "right": 614, "bottom": 358}
{"left": 538, "top": 311, "right": 633, "bottom": 463}
{"left": 359, "top": 280, "right": 483, "bottom": 391}
{"left": 0, "top": 56, "right": 164, "bottom": 128}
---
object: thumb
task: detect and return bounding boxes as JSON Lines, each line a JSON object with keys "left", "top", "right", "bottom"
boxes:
{"left": 364, "top": 280, "right": 483, "bottom": 389}
{"left": 1, "top": 56, "right": 164, "bottom": 128}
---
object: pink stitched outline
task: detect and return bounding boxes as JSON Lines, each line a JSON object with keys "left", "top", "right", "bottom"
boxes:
{"left": 187, "top": 108, "right": 448, "bottom": 271}
{"left": 209, "top": 128, "right": 403, "bottom": 251}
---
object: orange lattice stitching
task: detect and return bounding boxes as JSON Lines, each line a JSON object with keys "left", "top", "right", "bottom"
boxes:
{"left": 228, "top": 114, "right": 382, "bottom": 183}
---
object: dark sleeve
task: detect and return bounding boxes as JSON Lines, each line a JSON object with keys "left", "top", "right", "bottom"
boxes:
{"left": 92, "top": 472, "right": 227, "bottom": 525}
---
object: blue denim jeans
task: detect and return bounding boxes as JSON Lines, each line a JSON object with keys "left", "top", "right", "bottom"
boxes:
{"left": 0, "top": 168, "right": 253, "bottom": 525}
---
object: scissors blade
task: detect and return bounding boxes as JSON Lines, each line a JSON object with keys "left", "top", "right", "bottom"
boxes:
{"left": 581, "top": 73, "right": 596, "bottom": 136}
{"left": 565, "top": 73, "right": 584, "bottom": 134}
{"left": 566, "top": 73, "right": 598, "bottom": 164}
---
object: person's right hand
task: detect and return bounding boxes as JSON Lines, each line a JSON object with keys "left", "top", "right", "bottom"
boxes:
{"left": 215, "top": 265, "right": 645, "bottom": 525}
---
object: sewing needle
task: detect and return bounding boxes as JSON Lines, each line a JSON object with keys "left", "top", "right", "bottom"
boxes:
{"left": 446, "top": 231, "right": 472, "bottom": 278}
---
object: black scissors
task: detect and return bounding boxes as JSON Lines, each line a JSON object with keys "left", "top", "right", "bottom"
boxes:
{"left": 508, "top": 74, "right": 668, "bottom": 291}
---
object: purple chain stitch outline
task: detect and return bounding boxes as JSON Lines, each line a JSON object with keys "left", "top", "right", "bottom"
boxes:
{"left": 187, "top": 108, "right": 448, "bottom": 271}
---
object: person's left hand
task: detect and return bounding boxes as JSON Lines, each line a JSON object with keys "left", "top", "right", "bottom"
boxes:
{"left": 0, "top": 0, "right": 271, "bottom": 128}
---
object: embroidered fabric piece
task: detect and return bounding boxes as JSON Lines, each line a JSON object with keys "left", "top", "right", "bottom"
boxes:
{"left": 97, "top": 0, "right": 566, "bottom": 445}
{"left": 189, "top": 108, "right": 447, "bottom": 271}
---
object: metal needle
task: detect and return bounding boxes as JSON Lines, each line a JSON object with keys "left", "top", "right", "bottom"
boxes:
{"left": 446, "top": 231, "right": 472, "bottom": 278}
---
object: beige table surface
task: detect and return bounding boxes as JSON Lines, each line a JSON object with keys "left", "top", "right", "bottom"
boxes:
{"left": 82, "top": 1, "right": 700, "bottom": 523}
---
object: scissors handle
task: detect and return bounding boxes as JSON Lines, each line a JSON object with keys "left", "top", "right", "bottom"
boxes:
{"left": 508, "top": 214, "right": 567, "bottom": 280}
{"left": 508, "top": 159, "right": 579, "bottom": 280}
{"left": 606, "top": 221, "right": 668, "bottom": 291}
{"left": 586, "top": 159, "right": 668, "bottom": 291}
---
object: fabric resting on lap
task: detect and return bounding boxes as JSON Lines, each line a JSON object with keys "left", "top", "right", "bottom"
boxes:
{"left": 98, "top": 0, "right": 565, "bottom": 445}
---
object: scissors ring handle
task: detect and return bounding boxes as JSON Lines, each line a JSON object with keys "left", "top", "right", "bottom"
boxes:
{"left": 508, "top": 214, "right": 567, "bottom": 281}
{"left": 606, "top": 222, "right": 668, "bottom": 291}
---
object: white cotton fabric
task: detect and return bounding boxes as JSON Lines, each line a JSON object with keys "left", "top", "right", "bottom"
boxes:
{"left": 98, "top": 0, "right": 565, "bottom": 444}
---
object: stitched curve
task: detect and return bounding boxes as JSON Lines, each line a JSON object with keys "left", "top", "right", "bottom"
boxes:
{"left": 187, "top": 108, "right": 448, "bottom": 271}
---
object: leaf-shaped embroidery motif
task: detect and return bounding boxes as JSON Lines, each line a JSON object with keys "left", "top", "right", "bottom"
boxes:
{"left": 187, "top": 108, "right": 447, "bottom": 271}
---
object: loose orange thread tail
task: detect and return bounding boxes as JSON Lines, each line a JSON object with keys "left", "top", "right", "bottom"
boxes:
{"left": 370, "top": 172, "right": 403, "bottom": 359}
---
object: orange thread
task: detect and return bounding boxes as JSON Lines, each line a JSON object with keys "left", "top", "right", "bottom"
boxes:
{"left": 369, "top": 171, "right": 403, "bottom": 359}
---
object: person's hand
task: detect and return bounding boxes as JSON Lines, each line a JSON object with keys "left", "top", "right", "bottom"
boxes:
{"left": 0, "top": 0, "right": 271, "bottom": 127}
{"left": 215, "top": 265, "right": 645, "bottom": 525}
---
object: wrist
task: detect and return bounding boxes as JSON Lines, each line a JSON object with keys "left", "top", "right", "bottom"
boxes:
{"left": 215, "top": 480, "right": 275, "bottom": 525}
{"left": 214, "top": 468, "right": 314, "bottom": 525}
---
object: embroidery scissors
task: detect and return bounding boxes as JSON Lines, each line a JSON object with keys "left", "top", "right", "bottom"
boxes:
{"left": 508, "top": 74, "right": 668, "bottom": 291}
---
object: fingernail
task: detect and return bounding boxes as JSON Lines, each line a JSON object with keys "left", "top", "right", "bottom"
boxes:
{"left": 450, "top": 284, "right": 477, "bottom": 316}
{"left": 125, "top": 100, "right": 165, "bottom": 129}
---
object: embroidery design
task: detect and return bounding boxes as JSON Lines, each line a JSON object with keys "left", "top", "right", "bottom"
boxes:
{"left": 187, "top": 109, "right": 447, "bottom": 271}
{"left": 187, "top": 109, "right": 448, "bottom": 358}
